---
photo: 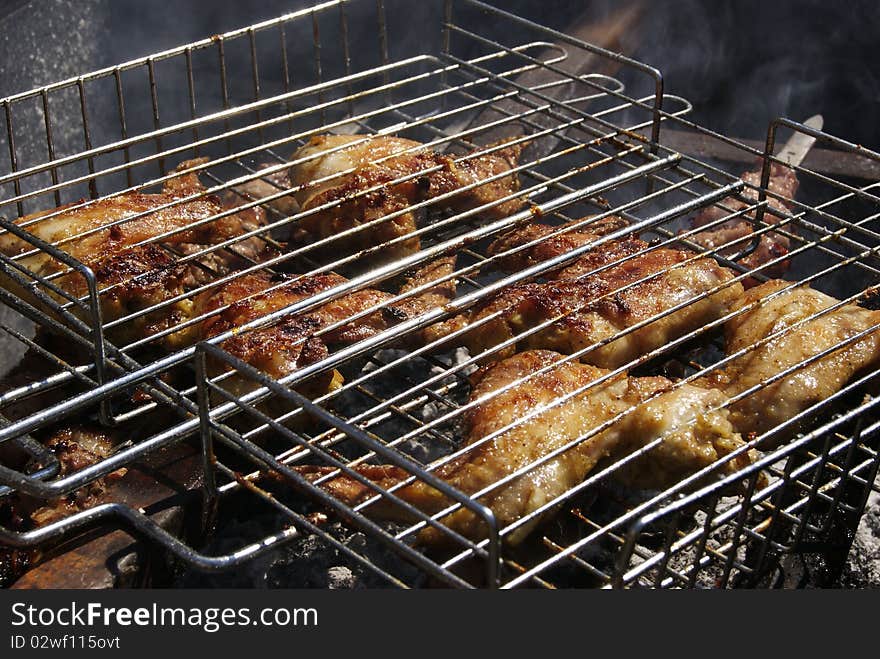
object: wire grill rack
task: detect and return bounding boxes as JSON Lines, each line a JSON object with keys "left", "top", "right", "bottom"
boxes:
{"left": 1, "top": 0, "right": 879, "bottom": 588}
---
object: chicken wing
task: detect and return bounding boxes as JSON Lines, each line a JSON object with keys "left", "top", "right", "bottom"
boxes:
{"left": 296, "top": 350, "right": 753, "bottom": 545}
{"left": 700, "top": 279, "right": 880, "bottom": 446}
{"left": 428, "top": 232, "right": 742, "bottom": 369}
{"left": 288, "top": 134, "right": 523, "bottom": 266}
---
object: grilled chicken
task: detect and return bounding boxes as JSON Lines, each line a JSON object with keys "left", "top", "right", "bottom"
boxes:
{"left": 232, "top": 163, "right": 299, "bottom": 219}
{"left": 3, "top": 426, "right": 125, "bottom": 529}
{"left": 197, "top": 257, "right": 457, "bottom": 402}
{"left": 428, "top": 229, "right": 743, "bottom": 368}
{"left": 688, "top": 162, "right": 798, "bottom": 281}
{"left": 485, "top": 216, "right": 630, "bottom": 275}
{"left": 295, "top": 350, "right": 753, "bottom": 545}
{"left": 700, "top": 279, "right": 880, "bottom": 446}
{"left": 197, "top": 271, "right": 345, "bottom": 401}
{"left": 288, "top": 134, "right": 524, "bottom": 266}
{"left": 0, "top": 159, "right": 274, "bottom": 349}
{"left": 0, "top": 425, "right": 119, "bottom": 588}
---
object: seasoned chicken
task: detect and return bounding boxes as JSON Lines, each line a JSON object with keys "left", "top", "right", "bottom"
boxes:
{"left": 296, "top": 350, "right": 753, "bottom": 545}
{"left": 701, "top": 279, "right": 880, "bottom": 446}
{"left": 689, "top": 162, "right": 798, "bottom": 280}
{"left": 0, "top": 159, "right": 269, "bottom": 348}
{"left": 197, "top": 257, "right": 457, "bottom": 401}
{"left": 76, "top": 244, "right": 200, "bottom": 348}
{"left": 1, "top": 160, "right": 227, "bottom": 273}
{"left": 288, "top": 134, "right": 523, "bottom": 266}
{"left": 197, "top": 271, "right": 344, "bottom": 401}
{"left": 485, "top": 216, "right": 630, "bottom": 275}
{"left": 428, "top": 233, "right": 743, "bottom": 369}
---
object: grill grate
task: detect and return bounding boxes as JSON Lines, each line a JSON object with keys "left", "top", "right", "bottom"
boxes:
{"left": 0, "top": 0, "right": 879, "bottom": 588}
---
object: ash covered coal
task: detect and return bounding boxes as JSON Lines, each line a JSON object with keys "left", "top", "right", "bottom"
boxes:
{"left": 838, "top": 479, "right": 880, "bottom": 588}
{"left": 174, "top": 506, "right": 427, "bottom": 589}
{"left": 330, "top": 348, "right": 476, "bottom": 465}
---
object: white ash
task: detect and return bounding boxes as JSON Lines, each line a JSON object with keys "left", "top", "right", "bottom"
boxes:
{"left": 839, "top": 476, "right": 880, "bottom": 587}
{"left": 332, "top": 347, "right": 475, "bottom": 465}
{"left": 653, "top": 495, "right": 751, "bottom": 589}
{"left": 420, "top": 347, "right": 479, "bottom": 425}
{"left": 262, "top": 522, "right": 427, "bottom": 589}
{"left": 326, "top": 566, "right": 356, "bottom": 589}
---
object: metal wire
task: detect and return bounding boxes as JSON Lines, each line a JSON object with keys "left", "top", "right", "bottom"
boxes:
{"left": 0, "top": 0, "right": 878, "bottom": 589}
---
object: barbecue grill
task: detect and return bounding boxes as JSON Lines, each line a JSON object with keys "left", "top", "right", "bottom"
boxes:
{"left": 0, "top": 0, "right": 878, "bottom": 589}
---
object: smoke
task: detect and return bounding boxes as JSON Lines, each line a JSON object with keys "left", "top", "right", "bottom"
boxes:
{"left": 615, "top": 0, "right": 880, "bottom": 148}
{"left": 2, "top": 1, "right": 879, "bottom": 145}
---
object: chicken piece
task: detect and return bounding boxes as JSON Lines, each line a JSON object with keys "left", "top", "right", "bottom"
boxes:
{"left": 288, "top": 134, "right": 523, "bottom": 266}
{"left": 485, "top": 216, "right": 629, "bottom": 275}
{"left": 197, "top": 258, "right": 457, "bottom": 402}
{"left": 0, "top": 160, "right": 230, "bottom": 271}
{"left": 607, "top": 380, "right": 753, "bottom": 491}
{"left": 197, "top": 272, "right": 346, "bottom": 401}
{"left": 700, "top": 280, "right": 880, "bottom": 446}
{"left": 428, "top": 140, "right": 525, "bottom": 219}
{"left": 393, "top": 256, "right": 458, "bottom": 347}
{"left": 427, "top": 237, "right": 743, "bottom": 368}
{"left": 233, "top": 163, "right": 299, "bottom": 218}
{"left": 4, "top": 427, "right": 126, "bottom": 529}
{"left": 296, "top": 350, "right": 753, "bottom": 545}
{"left": 0, "top": 159, "right": 259, "bottom": 349}
{"left": 78, "top": 244, "right": 200, "bottom": 348}
{"left": 309, "top": 256, "right": 457, "bottom": 346}
{"left": 689, "top": 163, "right": 798, "bottom": 281}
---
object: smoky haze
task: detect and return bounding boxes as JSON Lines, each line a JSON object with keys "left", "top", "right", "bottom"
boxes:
{"left": 107, "top": 0, "right": 880, "bottom": 151}
{"left": 616, "top": 0, "right": 880, "bottom": 147}
{"left": 0, "top": 0, "right": 877, "bottom": 149}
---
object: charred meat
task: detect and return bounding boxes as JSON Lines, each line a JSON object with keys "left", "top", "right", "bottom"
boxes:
{"left": 288, "top": 134, "right": 523, "bottom": 266}
{"left": 428, "top": 226, "right": 742, "bottom": 369}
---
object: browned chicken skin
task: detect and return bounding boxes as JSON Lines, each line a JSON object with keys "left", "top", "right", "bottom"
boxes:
{"left": 688, "top": 163, "right": 798, "bottom": 281}
{"left": 289, "top": 134, "right": 524, "bottom": 266}
{"left": 197, "top": 271, "right": 345, "bottom": 400}
{"left": 428, "top": 224, "right": 743, "bottom": 368}
{"left": 296, "top": 350, "right": 753, "bottom": 545}
{"left": 197, "top": 257, "right": 457, "bottom": 400}
{"left": 701, "top": 279, "right": 880, "bottom": 446}
{"left": 485, "top": 216, "right": 630, "bottom": 276}
{"left": 0, "top": 159, "right": 276, "bottom": 349}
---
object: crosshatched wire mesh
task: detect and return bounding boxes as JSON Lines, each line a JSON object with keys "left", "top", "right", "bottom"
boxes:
{"left": 0, "top": 0, "right": 878, "bottom": 588}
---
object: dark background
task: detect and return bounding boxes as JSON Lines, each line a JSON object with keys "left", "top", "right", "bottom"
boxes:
{"left": 0, "top": 0, "right": 877, "bottom": 149}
